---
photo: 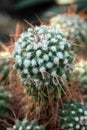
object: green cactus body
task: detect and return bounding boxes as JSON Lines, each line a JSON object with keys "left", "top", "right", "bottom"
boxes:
{"left": 0, "top": 54, "right": 12, "bottom": 84}
{"left": 13, "top": 25, "right": 74, "bottom": 103}
{"left": 50, "top": 14, "right": 87, "bottom": 46}
{"left": 0, "top": 86, "right": 11, "bottom": 114}
{"left": 7, "top": 119, "right": 45, "bottom": 130}
{"left": 58, "top": 100, "right": 87, "bottom": 130}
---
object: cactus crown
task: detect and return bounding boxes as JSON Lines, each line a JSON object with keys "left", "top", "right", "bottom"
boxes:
{"left": 13, "top": 25, "right": 74, "bottom": 89}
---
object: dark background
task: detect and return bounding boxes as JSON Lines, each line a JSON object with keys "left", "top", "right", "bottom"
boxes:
{"left": 0, "top": 0, "right": 87, "bottom": 43}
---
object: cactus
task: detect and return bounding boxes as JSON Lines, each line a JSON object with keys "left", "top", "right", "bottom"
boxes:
{"left": 0, "top": 52, "right": 12, "bottom": 85}
{"left": 74, "top": 60, "right": 87, "bottom": 92}
{"left": 74, "top": 60, "right": 87, "bottom": 101}
{"left": 7, "top": 119, "right": 45, "bottom": 130}
{"left": 13, "top": 25, "right": 74, "bottom": 103}
{"left": 50, "top": 14, "right": 87, "bottom": 49}
{"left": 58, "top": 100, "right": 87, "bottom": 130}
{"left": 0, "top": 86, "right": 11, "bottom": 115}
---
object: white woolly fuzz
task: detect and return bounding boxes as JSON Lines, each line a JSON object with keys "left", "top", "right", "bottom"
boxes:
{"left": 36, "top": 50, "right": 42, "bottom": 57}
{"left": 37, "top": 59, "right": 44, "bottom": 65}
{"left": 26, "top": 45, "right": 32, "bottom": 51}
{"left": 60, "top": 45, "right": 64, "bottom": 50}
{"left": 26, "top": 52, "right": 32, "bottom": 58}
{"left": 39, "top": 67, "right": 46, "bottom": 72}
{"left": 71, "top": 111, "right": 75, "bottom": 114}
{"left": 56, "top": 52, "right": 63, "bottom": 59}
{"left": 21, "top": 42, "right": 26, "bottom": 47}
{"left": 51, "top": 71, "right": 57, "bottom": 76}
{"left": 69, "top": 124, "right": 73, "bottom": 127}
{"left": 13, "top": 125, "right": 16, "bottom": 129}
{"left": 54, "top": 57, "right": 59, "bottom": 64}
{"left": 31, "top": 59, "right": 37, "bottom": 66}
{"left": 23, "top": 69, "right": 28, "bottom": 74}
{"left": 84, "top": 110, "right": 87, "bottom": 115}
{"left": 64, "top": 59, "right": 68, "bottom": 64}
{"left": 24, "top": 59, "right": 30, "bottom": 68}
{"left": 46, "top": 62, "right": 53, "bottom": 68}
{"left": 74, "top": 117, "right": 79, "bottom": 122}
{"left": 51, "top": 38, "right": 57, "bottom": 43}
{"left": 32, "top": 68, "right": 38, "bottom": 74}
{"left": 26, "top": 126, "right": 32, "bottom": 129}
{"left": 19, "top": 126, "right": 23, "bottom": 130}
{"left": 51, "top": 46, "right": 56, "bottom": 52}
{"left": 79, "top": 108, "right": 83, "bottom": 113}
{"left": 75, "top": 124, "right": 80, "bottom": 129}
{"left": 43, "top": 54, "right": 49, "bottom": 61}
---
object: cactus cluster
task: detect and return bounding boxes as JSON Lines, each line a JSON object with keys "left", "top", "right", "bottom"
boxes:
{"left": 7, "top": 119, "right": 45, "bottom": 130}
{"left": 13, "top": 25, "right": 74, "bottom": 100}
{"left": 0, "top": 86, "right": 11, "bottom": 114}
{"left": 50, "top": 14, "right": 87, "bottom": 45}
{"left": 58, "top": 100, "right": 87, "bottom": 130}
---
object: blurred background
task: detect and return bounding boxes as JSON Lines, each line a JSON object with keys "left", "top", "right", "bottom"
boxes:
{"left": 0, "top": 1, "right": 87, "bottom": 129}
{"left": 0, "top": 0, "right": 87, "bottom": 43}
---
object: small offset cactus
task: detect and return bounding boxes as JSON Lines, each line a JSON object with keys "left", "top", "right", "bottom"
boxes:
{"left": 58, "top": 100, "right": 87, "bottom": 130}
{"left": 50, "top": 14, "right": 87, "bottom": 46}
{"left": 7, "top": 119, "right": 45, "bottom": 130}
{"left": 0, "top": 86, "right": 11, "bottom": 115}
{"left": 0, "top": 52, "right": 12, "bottom": 84}
{"left": 74, "top": 60, "right": 87, "bottom": 94}
{"left": 13, "top": 25, "right": 74, "bottom": 102}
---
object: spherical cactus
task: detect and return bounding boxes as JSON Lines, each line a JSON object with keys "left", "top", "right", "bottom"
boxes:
{"left": 7, "top": 119, "right": 45, "bottom": 130}
{"left": 50, "top": 14, "right": 87, "bottom": 46}
{"left": 58, "top": 100, "right": 87, "bottom": 130}
{"left": 13, "top": 25, "right": 74, "bottom": 101}
{"left": 74, "top": 60, "right": 87, "bottom": 94}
